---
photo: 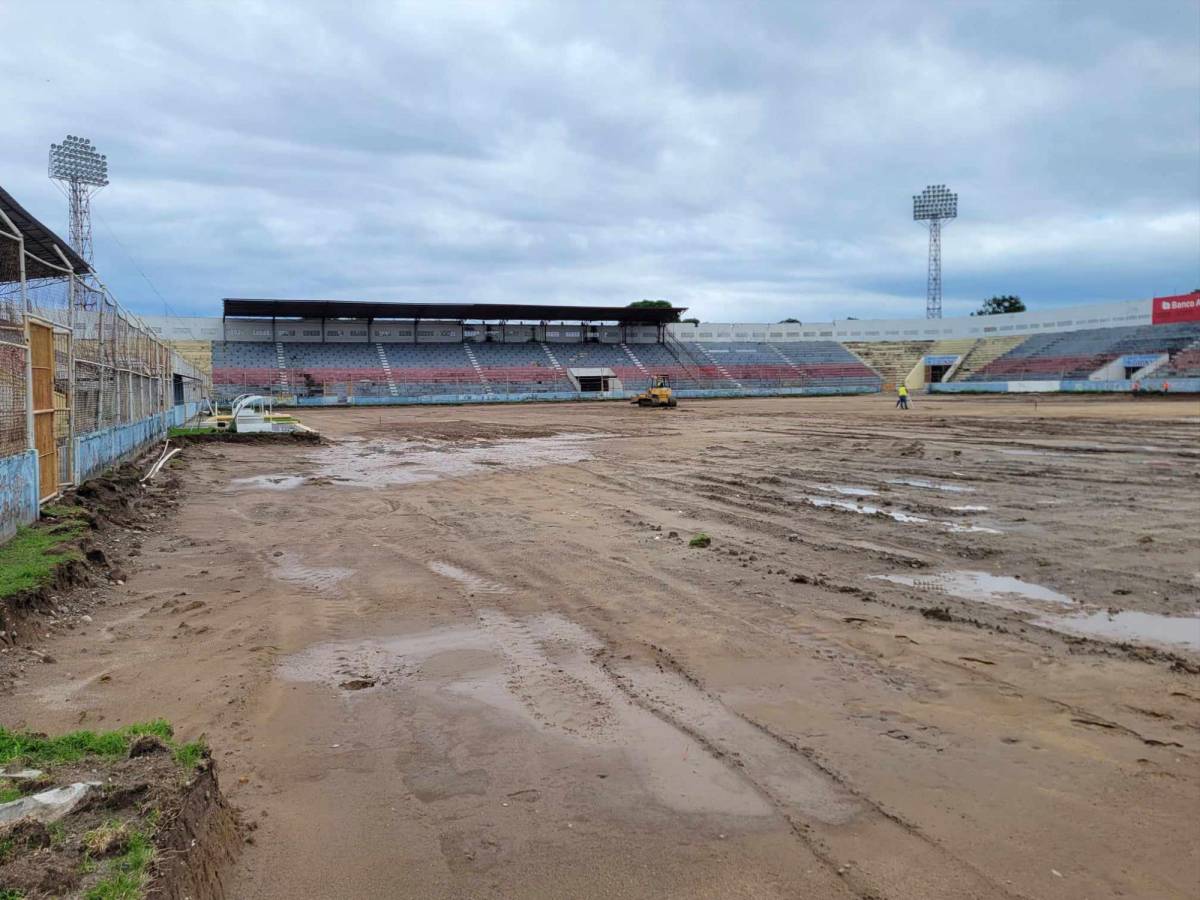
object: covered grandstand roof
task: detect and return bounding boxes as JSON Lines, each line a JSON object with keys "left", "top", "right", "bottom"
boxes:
{"left": 222, "top": 298, "right": 686, "bottom": 325}
{"left": 0, "top": 185, "right": 91, "bottom": 279}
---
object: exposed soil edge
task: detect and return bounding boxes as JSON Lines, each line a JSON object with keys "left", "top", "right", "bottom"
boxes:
{"left": 0, "top": 447, "right": 179, "bottom": 648}
{"left": 168, "top": 431, "right": 324, "bottom": 446}
{"left": 147, "top": 757, "right": 242, "bottom": 900}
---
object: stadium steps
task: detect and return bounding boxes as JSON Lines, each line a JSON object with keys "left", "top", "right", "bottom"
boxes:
{"left": 619, "top": 343, "right": 651, "bottom": 379}
{"left": 538, "top": 342, "right": 565, "bottom": 372}
{"left": 950, "top": 335, "right": 1027, "bottom": 381}
{"left": 462, "top": 343, "right": 494, "bottom": 394}
{"left": 375, "top": 344, "right": 399, "bottom": 396}
{"left": 843, "top": 341, "right": 931, "bottom": 389}
{"left": 274, "top": 342, "right": 289, "bottom": 391}
{"left": 767, "top": 343, "right": 805, "bottom": 378}
{"left": 687, "top": 342, "right": 743, "bottom": 388}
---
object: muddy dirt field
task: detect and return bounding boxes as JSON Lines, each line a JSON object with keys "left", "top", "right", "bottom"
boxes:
{"left": 4, "top": 394, "right": 1199, "bottom": 899}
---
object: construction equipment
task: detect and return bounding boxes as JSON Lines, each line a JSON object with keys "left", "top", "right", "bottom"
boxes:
{"left": 631, "top": 374, "right": 677, "bottom": 408}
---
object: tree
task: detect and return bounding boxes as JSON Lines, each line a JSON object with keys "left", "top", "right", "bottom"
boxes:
{"left": 627, "top": 299, "right": 672, "bottom": 308}
{"left": 973, "top": 295, "right": 1026, "bottom": 316}
{"left": 778, "top": 318, "right": 801, "bottom": 323}
{"left": 681, "top": 317, "right": 700, "bottom": 325}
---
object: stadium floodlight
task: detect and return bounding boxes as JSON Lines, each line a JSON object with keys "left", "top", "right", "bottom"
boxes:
{"left": 913, "top": 184, "right": 958, "bottom": 319}
{"left": 48, "top": 135, "right": 108, "bottom": 276}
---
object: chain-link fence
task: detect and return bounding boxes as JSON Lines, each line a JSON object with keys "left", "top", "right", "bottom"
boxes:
{"left": 0, "top": 193, "right": 209, "bottom": 519}
{"left": 0, "top": 219, "right": 30, "bottom": 459}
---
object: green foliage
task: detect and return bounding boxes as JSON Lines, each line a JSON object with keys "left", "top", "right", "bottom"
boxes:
{"left": 0, "top": 720, "right": 174, "bottom": 767}
{"left": 627, "top": 299, "right": 672, "bottom": 308}
{"left": 40, "top": 504, "right": 87, "bottom": 519}
{"left": 0, "top": 522, "right": 86, "bottom": 599}
{"left": 173, "top": 739, "right": 206, "bottom": 769}
{"left": 689, "top": 533, "right": 712, "bottom": 548}
{"left": 0, "top": 785, "right": 22, "bottom": 803}
{"left": 168, "top": 426, "right": 219, "bottom": 436}
{"left": 84, "top": 829, "right": 154, "bottom": 900}
{"left": 0, "top": 890, "right": 26, "bottom": 900}
{"left": 972, "top": 295, "right": 1026, "bottom": 316}
{"left": 681, "top": 317, "right": 700, "bottom": 325}
{"left": 778, "top": 317, "right": 801, "bottom": 323}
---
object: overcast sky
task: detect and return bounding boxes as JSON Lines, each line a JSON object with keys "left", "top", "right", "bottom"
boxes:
{"left": 2, "top": 1, "right": 1197, "bottom": 322}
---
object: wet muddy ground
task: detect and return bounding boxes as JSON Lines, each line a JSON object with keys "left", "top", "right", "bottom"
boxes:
{"left": 3, "top": 394, "right": 1198, "bottom": 898}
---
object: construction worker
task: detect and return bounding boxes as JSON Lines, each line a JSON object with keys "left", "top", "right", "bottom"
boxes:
{"left": 895, "top": 384, "right": 909, "bottom": 410}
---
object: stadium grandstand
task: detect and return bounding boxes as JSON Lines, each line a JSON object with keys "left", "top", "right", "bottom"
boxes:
{"left": 136, "top": 292, "right": 1200, "bottom": 406}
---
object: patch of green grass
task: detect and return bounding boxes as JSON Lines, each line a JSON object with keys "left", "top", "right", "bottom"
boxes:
{"left": 689, "top": 533, "right": 712, "bottom": 548}
{"left": 173, "top": 739, "right": 206, "bottom": 769}
{"left": 40, "top": 503, "right": 87, "bottom": 519}
{"left": 168, "top": 425, "right": 219, "bottom": 437}
{"left": 0, "top": 720, "right": 174, "bottom": 767}
{"left": 0, "top": 785, "right": 22, "bottom": 803}
{"left": 84, "top": 829, "right": 154, "bottom": 900}
{"left": 0, "top": 521, "right": 86, "bottom": 599}
{"left": 0, "top": 889, "right": 27, "bottom": 900}
{"left": 0, "top": 837, "right": 15, "bottom": 865}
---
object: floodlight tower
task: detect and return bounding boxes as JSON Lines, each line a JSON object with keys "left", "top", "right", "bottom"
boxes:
{"left": 913, "top": 184, "right": 957, "bottom": 319}
{"left": 48, "top": 135, "right": 109, "bottom": 268}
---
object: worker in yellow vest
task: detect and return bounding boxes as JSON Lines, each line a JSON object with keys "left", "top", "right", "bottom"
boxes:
{"left": 895, "top": 384, "right": 909, "bottom": 410}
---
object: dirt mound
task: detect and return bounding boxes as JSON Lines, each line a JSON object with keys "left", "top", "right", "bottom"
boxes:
{"left": 0, "top": 750, "right": 239, "bottom": 899}
{"left": 168, "top": 431, "right": 323, "bottom": 447}
{"left": 1, "top": 449, "right": 181, "bottom": 649}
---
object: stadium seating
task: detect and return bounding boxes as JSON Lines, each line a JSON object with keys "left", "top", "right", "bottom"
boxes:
{"left": 208, "top": 322, "right": 1199, "bottom": 402}
{"left": 842, "top": 341, "right": 931, "bottom": 387}
{"left": 966, "top": 323, "right": 1200, "bottom": 381}
{"left": 948, "top": 335, "right": 1027, "bottom": 381}
{"left": 676, "top": 340, "right": 879, "bottom": 389}
{"left": 1157, "top": 340, "right": 1200, "bottom": 378}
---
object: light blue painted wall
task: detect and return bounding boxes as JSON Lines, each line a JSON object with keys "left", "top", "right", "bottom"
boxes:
{"left": 931, "top": 378, "right": 1200, "bottom": 394}
{"left": 0, "top": 450, "right": 39, "bottom": 543}
{"left": 73, "top": 402, "right": 200, "bottom": 484}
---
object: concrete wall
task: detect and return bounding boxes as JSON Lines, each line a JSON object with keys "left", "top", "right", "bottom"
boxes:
{"left": 669, "top": 298, "right": 1153, "bottom": 344}
{"left": 930, "top": 378, "right": 1200, "bottom": 394}
{"left": 273, "top": 319, "right": 325, "bottom": 342}
{"left": 75, "top": 413, "right": 170, "bottom": 484}
{"left": 0, "top": 450, "right": 39, "bottom": 543}
{"left": 1, "top": 403, "right": 201, "bottom": 546}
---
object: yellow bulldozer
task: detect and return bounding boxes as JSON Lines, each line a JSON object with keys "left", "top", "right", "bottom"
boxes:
{"left": 631, "top": 374, "right": 677, "bottom": 408}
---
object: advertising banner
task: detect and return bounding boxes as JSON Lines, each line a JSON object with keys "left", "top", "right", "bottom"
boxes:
{"left": 1152, "top": 292, "right": 1200, "bottom": 324}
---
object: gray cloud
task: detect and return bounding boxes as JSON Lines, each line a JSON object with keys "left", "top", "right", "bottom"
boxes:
{"left": 1, "top": 0, "right": 1196, "bottom": 321}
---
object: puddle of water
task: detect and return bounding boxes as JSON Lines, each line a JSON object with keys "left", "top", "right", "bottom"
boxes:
{"left": 271, "top": 552, "right": 353, "bottom": 592}
{"left": 232, "top": 474, "right": 306, "bottom": 491}
{"left": 428, "top": 561, "right": 510, "bottom": 594}
{"left": 1036, "top": 610, "right": 1200, "bottom": 653}
{"left": 280, "top": 612, "right": 773, "bottom": 817}
{"left": 801, "top": 496, "right": 1002, "bottom": 535}
{"left": 311, "top": 433, "right": 610, "bottom": 487}
{"left": 806, "top": 482, "right": 879, "bottom": 497}
{"left": 869, "top": 571, "right": 1073, "bottom": 611}
{"left": 888, "top": 478, "right": 975, "bottom": 494}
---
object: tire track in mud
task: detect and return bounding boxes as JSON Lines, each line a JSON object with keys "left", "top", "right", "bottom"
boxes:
{"left": 506, "top": 468, "right": 1198, "bottom": 762}
{"left": 425, "top": 559, "right": 1021, "bottom": 900}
